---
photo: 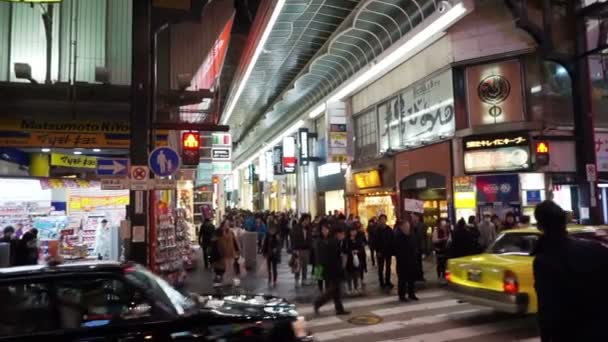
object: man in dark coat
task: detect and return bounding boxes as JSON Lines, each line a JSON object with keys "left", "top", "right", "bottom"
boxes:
{"left": 291, "top": 214, "right": 313, "bottom": 286}
{"left": 198, "top": 218, "right": 216, "bottom": 269}
{"left": 533, "top": 200, "right": 608, "bottom": 342}
{"left": 375, "top": 214, "right": 394, "bottom": 289}
{"left": 367, "top": 217, "right": 378, "bottom": 266}
{"left": 394, "top": 220, "right": 418, "bottom": 301}
{"left": 410, "top": 213, "right": 426, "bottom": 281}
{"left": 314, "top": 224, "right": 349, "bottom": 316}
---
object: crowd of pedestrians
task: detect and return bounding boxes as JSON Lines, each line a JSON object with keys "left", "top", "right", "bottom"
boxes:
{"left": 0, "top": 224, "right": 40, "bottom": 267}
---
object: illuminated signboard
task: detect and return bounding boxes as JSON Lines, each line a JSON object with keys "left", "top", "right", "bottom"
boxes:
{"left": 299, "top": 128, "right": 309, "bottom": 166}
{"left": 283, "top": 136, "right": 296, "bottom": 173}
{"left": 463, "top": 133, "right": 531, "bottom": 173}
{"left": 463, "top": 133, "right": 529, "bottom": 151}
{"left": 354, "top": 170, "right": 382, "bottom": 189}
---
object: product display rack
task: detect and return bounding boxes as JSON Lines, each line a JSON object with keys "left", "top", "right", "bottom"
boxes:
{"left": 155, "top": 208, "right": 185, "bottom": 286}
{"left": 175, "top": 209, "right": 195, "bottom": 271}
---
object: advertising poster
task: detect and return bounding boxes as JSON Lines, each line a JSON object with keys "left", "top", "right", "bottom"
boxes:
{"left": 476, "top": 174, "right": 520, "bottom": 204}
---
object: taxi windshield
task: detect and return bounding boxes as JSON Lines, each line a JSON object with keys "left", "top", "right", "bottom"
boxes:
{"left": 488, "top": 233, "right": 540, "bottom": 256}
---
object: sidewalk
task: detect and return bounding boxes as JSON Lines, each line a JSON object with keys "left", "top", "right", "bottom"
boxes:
{"left": 184, "top": 248, "right": 440, "bottom": 304}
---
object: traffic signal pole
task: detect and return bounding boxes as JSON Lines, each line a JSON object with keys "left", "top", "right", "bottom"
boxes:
{"left": 129, "top": 0, "right": 153, "bottom": 265}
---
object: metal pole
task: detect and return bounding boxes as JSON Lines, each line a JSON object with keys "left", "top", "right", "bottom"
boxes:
{"left": 129, "top": 0, "right": 152, "bottom": 265}
{"left": 572, "top": 2, "right": 602, "bottom": 224}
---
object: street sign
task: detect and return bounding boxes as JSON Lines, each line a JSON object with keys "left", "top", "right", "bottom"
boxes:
{"left": 101, "top": 178, "right": 130, "bottom": 190}
{"left": 130, "top": 165, "right": 149, "bottom": 190}
{"left": 211, "top": 148, "right": 231, "bottom": 160}
{"left": 586, "top": 163, "right": 597, "bottom": 182}
{"left": 149, "top": 147, "right": 181, "bottom": 177}
{"left": 154, "top": 179, "right": 177, "bottom": 190}
{"left": 97, "top": 158, "right": 129, "bottom": 176}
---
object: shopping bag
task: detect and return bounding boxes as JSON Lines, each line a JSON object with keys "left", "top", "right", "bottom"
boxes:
{"left": 313, "top": 265, "right": 324, "bottom": 281}
{"left": 353, "top": 254, "right": 360, "bottom": 268}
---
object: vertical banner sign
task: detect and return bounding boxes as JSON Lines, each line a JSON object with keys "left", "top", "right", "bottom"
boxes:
{"left": 258, "top": 153, "right": 267, "bottom": 182}
{"left": 265, "top": 151, "right": 274, "bottom": 181}
{"left": 326, "top": 102, "right": 349, "bottom": 163}
{"left": 283, "top": 136, "right": 296, "bottom": 173}
{"left": 299, "top": 128, "right": 309, "bottom": 166}
{"left": 273, "top": 146, "right": 283, "bottom": 175}
{"left": 466, "top": 59, "right": 524, "bottom": 126}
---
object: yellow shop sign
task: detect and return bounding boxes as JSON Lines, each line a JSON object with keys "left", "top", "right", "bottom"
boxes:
{"left": 51, "top": 153, "right": 97, "bottom": 168}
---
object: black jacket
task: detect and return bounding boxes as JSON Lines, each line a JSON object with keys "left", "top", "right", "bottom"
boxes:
{"left": 367, "top": 223, "right": 379, "bottom": 250}
{"left": 262, "top": 233, "right": 282, "bottom": 262}
{"left": 291, "top": 224, "right": 313, "bottom": 250}
{"left": 450, "top": 226, "right": 478, "bottom": 258}
{"left": 199, "top": 222, "right": 215, "bottom": 247}
{"left": 533, "top": 235, "right": 608, "bottom": 342}
{"left": 393, "top": 229, "right": 417, "bottom": 280}
{"left": 317, "top": 237, "right": 345, "bottom": 281}
{"left": 344, "top": 237, "right": 364, "bottom": 272}
{"left": 376, "top": 224, "right": 394, "bottom": 255}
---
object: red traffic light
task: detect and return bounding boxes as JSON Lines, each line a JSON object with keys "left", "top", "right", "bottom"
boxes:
{"left": 536, "top": 141, "right": 549, "bottom": 154}
{"left": 182, "top": 132, "right": 200, "bottom": 149}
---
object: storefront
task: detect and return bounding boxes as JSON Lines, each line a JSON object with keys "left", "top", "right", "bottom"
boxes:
{"left": 316, "top": 163, "right": 346, "bottom": 215}
{"left": 396, "top": 141, "right": 452, "bottom": 229}
{"left": 348, "top": 158, "right": 397, "bottom": 227}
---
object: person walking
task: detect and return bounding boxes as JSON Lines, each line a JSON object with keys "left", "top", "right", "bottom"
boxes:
{"left": 345, "top": 228, "right": 364, "bottom": 295}
{"left": 410, "top": 213, "right": 426, "bottom": 282}
{"left": 198, "top": 218, "right": 216, "bottom": 269}
{"left": 313, "top": 225, "right": 350, "bottom": 316}
{"left": 450, "top": 218, "right": 478, "bottom": 258}
{"left": 313, "top": 220, "right": 331, "bottom": 292}
{"left": 210, "top": 222, "right": 240, "bottom": 286}
{"left": 477, "top": 213, "right": 497, "bottom": 251}
{"left": 533, "top": 200, "right": 608, "bottom": 342}
{"left": 432, "top": 219, "right": 451, "bottom": 283}
{"left": 367, "top": 217, "right": 378, "bottom": 267}
{"left": 394, "top": 220, "right": 418, "bottom": 302}
{"left": 376, "top": 214, "right": 394, "bottom": 289}
{"left": 291, "top": 214, "right": 313, "bottom": 287}
{"left": 255, "top": 217, "right": 267, "bottom": 254}
{"left": 15, "top": 231, "right": 38, "bottom": 266}
{"left": 280, "top": 213, "right": 291, "bottom": 251}
{"left": 353, "top": 221, "right": 368, "bottom": 287}
{"left": 262, "top": 225, "right": 282, "bottom": 288}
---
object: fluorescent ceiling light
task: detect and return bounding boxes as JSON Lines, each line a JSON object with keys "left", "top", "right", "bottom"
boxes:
{"left": 41, "top": 148, "right": 50, "bottom": 153}
{"left": 221, "top": 0, "right": 286, "bottom": 125}
{"left": 73, "top": 151, "right": 82, "bottom": 155}
{"left": 308, "top": 103, "right": 326, "bottom": 119}
{"left": 92, "top": 148, "right": 101, "bottom": 152}
{"left": 531, "top": 85, "right": 542, "bottom": 94}
{"left": 329, "top": 3, "right": 468, "bottom": 102}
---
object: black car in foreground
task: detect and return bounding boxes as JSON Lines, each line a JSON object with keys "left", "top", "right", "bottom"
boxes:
{"left": 0, "top": 261, "right": 312, "bottom": 341}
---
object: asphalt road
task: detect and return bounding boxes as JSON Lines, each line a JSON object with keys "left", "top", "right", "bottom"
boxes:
{"left": 185, "top": 247, "right": 540, "bottom": 342}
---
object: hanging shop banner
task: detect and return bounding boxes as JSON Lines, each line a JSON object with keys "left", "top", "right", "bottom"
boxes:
{"left": 39, "top": 179, "right": 100, "bottom": 190}
{"left": 453, "top": 176, "right": 476, "bottom": 208}
{"left": 299, "top": 128, "right": 309, "bottom": 166}
{"left": 453, "top": 176, "right": 475, "bottom": 192}
{"left": 595, "top": 132, "right": 608, "bottom": 172}
{"left": 466, "top": 59, "right": 525, "bottom": 126}
{"left": 400, "top": 69, "right": 455, "bottom": 143}
{"left": 265, "top": 151, "right": 274, "bottom": 181}
{"left": 282, "top": 136, "right": 296, "bottom": 173}
{"left": 476, "top": 174, "right": 520, "bottom": 204}
{"left": 273, "top": 146, "right": 283, "bottom": 175}
{"left": 463, "top": 133, "right": 530, "bottom": 173}
{"left": 258, "top": 153, "right": 267, "bottom": 182}
{"left": 50, "top": 153, "right": 97, "bottom": 169}
{"left": 404, "top": 198, "right": 424, "bottom": 213}
{"left": 68, "top": 195, "right": 129, "bottom": 212}
{"left": 326, "top": 102, "right": 349, "bottom": 163}
{"left": 0, "top": 119, "right": 168, "bottom": 148}
{"left": 354, "top": 169, "right": 382, "bottom": 189}
{"left": 212, "top": 133, "right": 232, "bottom": 146}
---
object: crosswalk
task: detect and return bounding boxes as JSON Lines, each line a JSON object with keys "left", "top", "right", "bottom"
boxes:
{"left": 296, "top": 289, "right": 540, "bottom": 342}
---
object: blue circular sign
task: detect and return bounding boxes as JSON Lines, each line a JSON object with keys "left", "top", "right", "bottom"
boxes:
{"left": 149, "top": 147, "right": 181, "bottom": 177}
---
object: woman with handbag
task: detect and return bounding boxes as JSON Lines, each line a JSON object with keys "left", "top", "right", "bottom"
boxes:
{"left": 262, "top": 225, "right": 282, "bottom": 288}
{"left": 346, "top": 228, "right": 364, "bottom": 295}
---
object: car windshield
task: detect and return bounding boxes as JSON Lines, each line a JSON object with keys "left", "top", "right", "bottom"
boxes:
{"left": 126, "top": 266, "right": 196, "bottom": 316}
{"left": 488, "top": 233, "right": 540, "bottom": 256}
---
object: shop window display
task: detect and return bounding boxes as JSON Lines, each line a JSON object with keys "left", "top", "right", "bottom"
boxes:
{"left": 357, "top": 195, "right": 396, "bottom": 227}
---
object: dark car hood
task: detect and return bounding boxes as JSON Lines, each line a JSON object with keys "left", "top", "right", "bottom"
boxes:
{"left": 197, "top": 294, "right": 299, "bottom": 320}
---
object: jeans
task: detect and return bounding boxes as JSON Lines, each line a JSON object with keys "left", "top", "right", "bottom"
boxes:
{"left": 377, "top": 253, "right": 392, "bottom": 286}
{"left": 267, "top": 257, "right": 278, "bottom": 283}
{"left": 314, "top": 279, "right": 345, "bottom": 313}
{"left": 294, "top": 250, "right": 310, "bottom": 283}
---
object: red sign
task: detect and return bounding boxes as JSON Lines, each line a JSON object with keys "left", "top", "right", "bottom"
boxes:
{"left": 190, "top": 16, "right": 234, "bottom": 91}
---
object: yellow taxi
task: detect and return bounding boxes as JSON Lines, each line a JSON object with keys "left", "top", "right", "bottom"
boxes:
{"left": 446, "top": 225, "right": 608, "bottom": 314}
